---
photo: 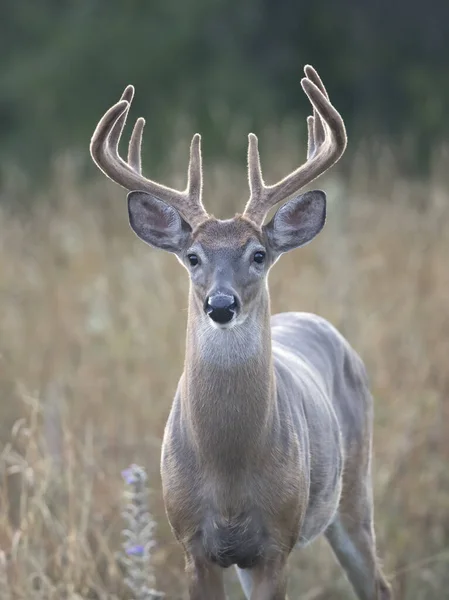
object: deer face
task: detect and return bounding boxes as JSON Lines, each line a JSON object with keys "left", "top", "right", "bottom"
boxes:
{"left": 185, "top": 217, "right": 268, "bottom": 327}
{"left": 127, "top": 190, "right": 326, "bottom": 329}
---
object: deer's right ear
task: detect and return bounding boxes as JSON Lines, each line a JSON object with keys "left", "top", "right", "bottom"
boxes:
{"left": 128, "top": 191, "right": 192, "bottom": 253}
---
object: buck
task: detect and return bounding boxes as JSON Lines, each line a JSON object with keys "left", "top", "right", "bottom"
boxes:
{"left": 91, "top": 66, "right": 392, "bottom": 600}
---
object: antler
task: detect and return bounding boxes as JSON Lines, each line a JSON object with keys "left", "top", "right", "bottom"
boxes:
{"left": 243, "top": 65, "right": 347, "bottom": 226}
{"left": 90, "top": 86, "right": 208, "bottom": 227}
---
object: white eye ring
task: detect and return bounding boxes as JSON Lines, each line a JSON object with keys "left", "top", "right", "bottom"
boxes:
{"left": 253, "top": 250, "right": 266, "bottom": 264}
{"left": 187, "top": 253, "right": 199, "bottom": 267}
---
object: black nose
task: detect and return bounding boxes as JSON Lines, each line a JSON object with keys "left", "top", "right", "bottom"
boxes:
{"left": 205, "top": 294, "right": 237, "bottom": 324}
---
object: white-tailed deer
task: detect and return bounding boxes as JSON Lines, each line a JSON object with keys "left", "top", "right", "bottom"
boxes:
{"left": 91, "top": 66, "right": 392, "bottom": 600}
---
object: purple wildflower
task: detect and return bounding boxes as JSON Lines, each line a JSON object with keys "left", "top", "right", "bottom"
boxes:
{"left": 126, "top": 544, "right": 145, "bottom": 556}
{"left": 121, "top": 463, "right": 147, "bottom": 485}
{"left": 121, "top": 464, "right": 164, "bottom": 599}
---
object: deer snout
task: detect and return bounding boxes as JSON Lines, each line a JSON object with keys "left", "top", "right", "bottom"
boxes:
{"left": 205, "top": 293, "right": 238, "bottom": 325}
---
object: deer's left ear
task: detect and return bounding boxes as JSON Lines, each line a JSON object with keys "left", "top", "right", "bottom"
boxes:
{"left": 264, "top": 190, "right": 326, "bottom": 254}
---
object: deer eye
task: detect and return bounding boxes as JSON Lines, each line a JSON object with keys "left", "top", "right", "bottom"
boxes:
{"left": 253, "top": 251, "right": 266, "bottom": 264}
{"left": 187, "top": 253, "right": 199, "bottom": 267}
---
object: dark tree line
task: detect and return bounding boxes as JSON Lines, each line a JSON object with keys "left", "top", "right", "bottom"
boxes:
{"left": 1, "top": 0, "right": 448, "bottom": 178}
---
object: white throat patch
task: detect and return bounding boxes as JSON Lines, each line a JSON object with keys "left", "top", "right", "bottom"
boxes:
{"left": 194, "top": 316, "right": 264, "bottom": 367}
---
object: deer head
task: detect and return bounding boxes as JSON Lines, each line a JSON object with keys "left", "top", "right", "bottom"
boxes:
{"left": 90, "top": 66, "right": 346, "bottom": 329}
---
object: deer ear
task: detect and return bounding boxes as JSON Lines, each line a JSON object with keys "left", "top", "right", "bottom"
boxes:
{"left": 264, "top": 190, "right": 326, "bottom": 254}
{"left": 128, "top": 191, "right": 192, "bottom": 253}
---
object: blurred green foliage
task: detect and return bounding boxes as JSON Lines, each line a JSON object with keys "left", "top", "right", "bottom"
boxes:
{"left": 1, "top": 0, "right": 449, "bottom": 177}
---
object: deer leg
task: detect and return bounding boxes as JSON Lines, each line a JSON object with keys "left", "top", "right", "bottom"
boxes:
{"left": 248, "top": 556, "right": 289, "bottom": 600}
{"left": 185, "top": 554, "right": 226, "bottom": 600}
{"left": 325, "top": 511, "right": 392, "bottom": 600}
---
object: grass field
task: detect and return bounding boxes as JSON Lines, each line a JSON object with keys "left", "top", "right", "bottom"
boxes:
{"left": 0, "top": 139, "right": 448, "bottom": 599}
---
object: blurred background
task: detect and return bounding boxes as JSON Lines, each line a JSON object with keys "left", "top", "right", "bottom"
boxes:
{"left": 0, "top": 1, "right": 449, "bottom": 599}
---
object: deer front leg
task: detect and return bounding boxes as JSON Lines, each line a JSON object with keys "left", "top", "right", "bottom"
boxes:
{"left": 185, "top": 553, "right": 226, "bottom": 600}
{"left": 249, "top": 555, "right": 289, "bottom": 600}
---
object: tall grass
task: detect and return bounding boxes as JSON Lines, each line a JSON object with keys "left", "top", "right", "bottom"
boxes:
{"left": 0, "top": 139, "right": 448, "bottom": 599}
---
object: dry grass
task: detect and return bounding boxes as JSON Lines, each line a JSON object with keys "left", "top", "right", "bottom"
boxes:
{"left": 0, "top": 139, "right": 448, "bottom": 599}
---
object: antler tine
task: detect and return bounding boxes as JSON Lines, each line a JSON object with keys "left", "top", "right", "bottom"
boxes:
{"left": 304, "top": 66, "right": 327, "bottom": 155}
{"left": 247, "top": 133, "right": 264, "bottom": 199}
{"left": 187, "top": 134, "right": 203, "bottom": 206}
{"left": 243, "top": 66, "right": 347, "bottom": 226}
{"left": 90, "top": 100, "right": 134, "bottom": 183}
{"left": 90, "top": 88, "right": 208, "bottom": 226}
{"left": 304, "top": 65, "right": 329, "bottom": 98}
{"left": 302, "top": 78, "right": 346, "bottom": 154}
{"left": 108, "top": 85, "right": 135, "bottom": 151}
{"left": 306, "top": 115, "right": 317, "bottom": 158}
{"left": 128, "top": 117, "right": 145, "bottom": 173}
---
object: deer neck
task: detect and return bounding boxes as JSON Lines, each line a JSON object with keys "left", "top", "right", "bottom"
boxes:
{"left": 182, "top": 287, "right": 275, "bottom": 470}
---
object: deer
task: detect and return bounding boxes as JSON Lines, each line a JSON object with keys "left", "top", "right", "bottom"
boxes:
{"left": 90, "top": 65, "right": 392, "bottom": 600}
